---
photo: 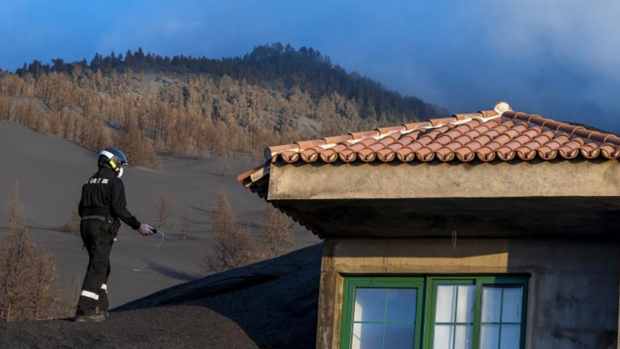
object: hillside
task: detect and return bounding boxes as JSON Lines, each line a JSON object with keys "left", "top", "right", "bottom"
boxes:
{"left": 0, "top": 244, "right": 322, "bottom": 349}
{"left": 0, "top": 44, "right": 446, "bottom": 164}
{"left": 0, "top": 121, "right": 319, "bottom": 308}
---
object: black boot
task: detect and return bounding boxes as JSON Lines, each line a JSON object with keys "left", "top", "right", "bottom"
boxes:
{"left": 74, "top": 313, "right": 106, "bottom": 323}
{"left": 74, "top": 307, "right": 106, "bottom": 323}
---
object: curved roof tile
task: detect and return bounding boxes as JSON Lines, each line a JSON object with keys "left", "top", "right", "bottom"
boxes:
{"left": 240, "top": 103, "right": 620, "bottom": 185}
{"left": 264, "top": 107, "right": 620, "bottom": 166}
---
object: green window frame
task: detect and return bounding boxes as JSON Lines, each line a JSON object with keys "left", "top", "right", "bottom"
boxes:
{"left": 425, "top": 277, "right": 528, "bottom": 349}
{"left": 340, "top": 277, "right": 426, "bottom": 349}
{"left": 340, "top": 276, "right": 528, "bottom": 349}
{"left": 425, "top": 278, "right": 477, "bottom": 349}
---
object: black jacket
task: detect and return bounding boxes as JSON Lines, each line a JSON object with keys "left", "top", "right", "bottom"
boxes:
{"left": 78, "top": 167, "right": 141, "bottom": 230}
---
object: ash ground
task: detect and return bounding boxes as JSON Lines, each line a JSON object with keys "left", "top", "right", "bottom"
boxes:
{"left": 0, "top": 244, "right": 321, "bottom": 349}
{"left": 0, "top": 121, "right": 319, "bottom": 307}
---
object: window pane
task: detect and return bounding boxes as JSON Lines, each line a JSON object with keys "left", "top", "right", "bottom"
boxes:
{"left": 354, "top": 288, "right": 386, "bottom": 322}
{"left": 482, "top": 287, "right": 502, "bottom": 323}
{"left": 384, "top": 324, "right": 415, "bottom": 349}
{"left": 499, "top": 325, "right": 521, "bottom": 349}
{"left": 456, "top": 286, "right": 475, "bottom": 323}
{"left": 386, "top": 289, "right": 417, "bottom": 322}
{"left": 352, "top": 323, "right": 383, "bottom": 349}
{"left": 501, "top": 287, "right": 523, "bottom": 323}
{"left": 480, "top": 324, "right": 499, "bottom": 349}
{"left": 433, "top": 325, "right": 454, "bottom": 349}
{"left": 435, "top": 285, "right": 456, "bottom": 322}
{"left": 454, "top": 325, "right": 473, "bottom": 349}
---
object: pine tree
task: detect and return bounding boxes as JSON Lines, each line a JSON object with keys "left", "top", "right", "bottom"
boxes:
{"left": 152, "top": 190, "right": 174, "bottom": 230}
{"left": 202, "top": 190, "right": 258, "bottom": 273}
{"left": 0, "top": 183, "right": 64, "bottom": 322}
{"left": 222, "top": 160, "right": 232, "bottom": 177}
{"left": 180, "top": 201, "right": 191, "bottom": 241}
{"left": 258, "top": 205, "right": 295, "bottom": 259}
{"left": 59, "top": 200, "right": 80, "bottom": 235}
{"left": 114, "top": 117, "right": 160, "bottom": 168}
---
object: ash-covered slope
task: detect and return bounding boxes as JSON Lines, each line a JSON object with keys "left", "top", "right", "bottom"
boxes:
{"left": 0, "top": 244, "right": 322, "bottom": 349}
{"left": 0, "top": 121, "right": 319, "bottom": 307}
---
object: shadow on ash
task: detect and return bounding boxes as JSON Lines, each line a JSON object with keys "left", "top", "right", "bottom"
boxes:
{"left": 0, "top": 244, "right": 322, "bottom": 349}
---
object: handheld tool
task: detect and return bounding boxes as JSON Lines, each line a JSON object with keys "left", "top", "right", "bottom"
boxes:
{"left": 132, "top": 228, "right": 165, "bottom": 272}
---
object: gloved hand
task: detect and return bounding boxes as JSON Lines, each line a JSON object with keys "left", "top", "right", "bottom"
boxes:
{"left": 138, "top": 224, "right": 155, "bottom": 236}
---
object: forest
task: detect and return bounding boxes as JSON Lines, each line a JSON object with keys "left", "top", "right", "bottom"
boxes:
{"left": 0, "top": 43, "right": 445, "bottom": 167}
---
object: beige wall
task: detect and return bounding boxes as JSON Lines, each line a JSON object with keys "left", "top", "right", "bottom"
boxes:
{"left": 269, "top": 159, "right": 620, "bottom": 201}
{"left": 318, "top": 237, "right": 620, "bottom": 349}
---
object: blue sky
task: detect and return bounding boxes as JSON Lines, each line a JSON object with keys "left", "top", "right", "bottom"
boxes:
{"left": 1, "top": 0, "right": 619, "bottom": 131}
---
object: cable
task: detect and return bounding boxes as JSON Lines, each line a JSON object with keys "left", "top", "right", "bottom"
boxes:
{"left": 133, "top": 230, "right": 165, "bottom": 272}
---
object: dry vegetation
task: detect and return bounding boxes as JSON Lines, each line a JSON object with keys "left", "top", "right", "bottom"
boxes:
{"left": 179, "top": 201, "right": 191, "bottom": 241}
{"left": 59, "top": 201, "right": 80, "bottom": 235}
{"left": 202, "top": 190, "right": 295, "bottom": 274}
{"left": 259, "top": 205, "right": 295, "bottom": 260}
{"left": 152, "top": 190, "right": 174, "bottom": 230}
{"left": 222, "top": 160, "right": 232, "bottom": 178}
{"left": 0, "top": 184, "right": 74, "bottom": 322}
{"left": 0, "top": 44, "right": 444, "bottom": 168}
{"left": 202, "top": 190, "right": 256, "bottom": 273}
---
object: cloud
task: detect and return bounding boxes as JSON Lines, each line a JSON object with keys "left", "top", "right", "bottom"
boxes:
{"left": 476, "top": 0, "right": 620, "bottom": 76}
{"left": 1, "top": 0, "right": 619, "bottom": 130}
{"left": 468, "top": 0, "right": 620, "bottom": 129}
{"left": 366, "top": 0, "right": 620, "bottom": 130}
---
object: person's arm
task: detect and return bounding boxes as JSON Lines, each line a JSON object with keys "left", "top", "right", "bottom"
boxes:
{"left": 110, "top": 178, "right": 142, "bottom": 230}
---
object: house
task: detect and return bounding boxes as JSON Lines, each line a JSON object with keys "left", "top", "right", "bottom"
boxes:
{"left": 238, "top": 102, "right": 620, "bottom": 349}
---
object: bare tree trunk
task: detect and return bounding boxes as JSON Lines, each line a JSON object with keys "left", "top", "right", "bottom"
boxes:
{"left": 152, "top": 190, "right": 174, "bottom": 230}
{"left": 180, "top": 201, "right": 190, "bottom": 241}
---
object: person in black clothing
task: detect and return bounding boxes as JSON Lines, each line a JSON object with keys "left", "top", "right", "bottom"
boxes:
{"left": 74, "top": 148, "right": 155, "bottom": 323}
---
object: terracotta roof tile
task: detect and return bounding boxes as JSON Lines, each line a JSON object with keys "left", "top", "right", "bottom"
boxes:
{"left": 322, "top": 135, "right": 353, "bottom": 144}
{"left": 429, "top": 117, "right": 457, "bottom": 127}
{"left": 264, "top": 143, "right": 298, "bottom": 159}
{"left": 404, "top": 121, "right": 432, "bottom": 130}
{"left": 349, "top": 130, "right": 380, "bottom": 140}
{"left": 601, "top": 144, "right": 620, "bottom": 159}
{"left": 296, "top": 139, "right": 326, "bottom": 149}
{"left": 377, "top": 125, "right": 407, "bottom": 135}
{"left": 318, "top": 148, "right": 339, "bottom": 163}
{"left": 251, "top": 103, "right": 620, "bottom": 180}
{"left": 479, "top": 110, "right": 499, "bottom": 118}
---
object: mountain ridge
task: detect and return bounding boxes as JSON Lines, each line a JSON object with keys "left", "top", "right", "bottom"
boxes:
{"left": 14, "top": 43, "right": 446, "bottom": 123}
{"left": 0, "top": 43, "right": 447, "bottom": 165}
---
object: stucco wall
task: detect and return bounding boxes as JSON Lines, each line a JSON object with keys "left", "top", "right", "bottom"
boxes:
{"left": 317, "top": 237, "right": 620, "bottom": 349}
{"left": 269, "top": 159, "right": 620, "bottom": 201}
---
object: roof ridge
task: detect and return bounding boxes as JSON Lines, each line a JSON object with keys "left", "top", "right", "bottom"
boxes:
{"left": 503, "top": 111, "right": 620, "bottom": 145}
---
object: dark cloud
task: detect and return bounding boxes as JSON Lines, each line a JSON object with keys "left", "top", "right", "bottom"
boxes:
{"left": 1, "top": 0, "right": 618, "bottom": 130}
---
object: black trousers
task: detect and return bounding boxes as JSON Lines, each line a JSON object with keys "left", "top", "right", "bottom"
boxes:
{"left": 76, "top": 219, "right": 114, "bottom": 315}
